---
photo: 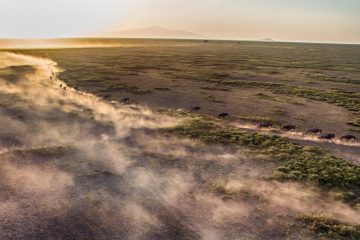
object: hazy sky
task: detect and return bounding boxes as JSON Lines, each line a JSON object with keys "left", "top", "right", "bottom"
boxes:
{"left": 0, "top": 0, "right": 359, "bottom": 43}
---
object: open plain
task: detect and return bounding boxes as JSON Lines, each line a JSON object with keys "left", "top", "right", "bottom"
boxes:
{"left": 0, "top": 39, "right": 359, "bottom": 239}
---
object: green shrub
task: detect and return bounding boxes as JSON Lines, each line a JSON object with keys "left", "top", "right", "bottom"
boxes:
{"left": 298, "top": 213, "right": 360, "bottom": 240}
{"left": 165, "top": 115, "right": 360, "bottom": 192}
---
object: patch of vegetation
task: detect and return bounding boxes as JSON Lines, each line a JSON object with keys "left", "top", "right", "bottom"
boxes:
{"left": 211, "top": 72, "right": 230, "bottom": 79}
{"left": 0, "top": 133, "right": 22, "bottom": 147}
{"left": 272, "top": 151, "right": 359, "bottom": 190}
{"left": 349, "top": 128, "right": 360, "bottom": 134}
{"left": 207, "top": 95, "right": 225, "bottom": 103}
{"left": 154, "top": 87, "right": 170, "bottom": 91}
{"left": 84, "top": 170, "right": 117, "bottom": 179}
{"left": 328, "top": 190, "right": 356, "bottom": 202}
{"left": 101, "top": 81, "right": 129, "bottom": 91}
{"left": 0, "top": 65, "right": 36, "bottom": 83}
{"left": 210, "top": 180, "right": 260, "bottom": 201}
{"left": 165, "top": 114, "right": 360, "bottom": 193}
{"left": 274, "top": 86, "right": 360, "bottom": 114}
{"left": 298, "top": 213, "right": 360, "bottom": 240}
{"left": 14, "top": 145, "right": 74, "bottom": 157}
{"left": 215, "top": 79, "right": 360, "bottom": 114}
{"left": 347, "top": 121, "right": 360, "bottom": 128}
{"left": 99, "top": 81, "right": 151, "bottom": 94}
{"left": 255, "top": 92, "right": 301, "bottom": 105}
{"left": 271, "top": 109, "right": 289, "bottom": 116}
{"left": 239, "top": 116, "right": 275, "bottom": 123}
{"left": 0, "top": 65, "right": 35, "bottom": 75}
{"left": 200, "top": 86, "right": 231, "bottom": 91}
{"left": 211, "top": 181, "right": 241, "bottom": 199}
{"left": 315, "top": 75, "right": 360, "bottom": 85}
{"left": 255, "top": 92, "right": 288, "bottom": 102}
{"left": 126, "top": 87, "right": 152, "bottom": 94}
{"left": 213, "top": 79, "right": 360, "bottom": 131}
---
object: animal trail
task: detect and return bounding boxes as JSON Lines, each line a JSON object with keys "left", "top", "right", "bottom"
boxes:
{"left": 233, "top": 122, "right": 360, "bottom": 148}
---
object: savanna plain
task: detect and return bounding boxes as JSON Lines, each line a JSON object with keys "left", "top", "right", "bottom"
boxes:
{"left": 0, "top": 39, "right": 360, "bottom": 239}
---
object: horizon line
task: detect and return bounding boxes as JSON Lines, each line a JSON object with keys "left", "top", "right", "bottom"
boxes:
{"left": 0, "top": 37, "right": 359, "bottom": 46}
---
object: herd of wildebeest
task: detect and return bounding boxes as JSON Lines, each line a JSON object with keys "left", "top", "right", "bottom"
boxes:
{"left": 57, "top": 81, "right": 356, "bottom": 143}
{"left": 190, "top": 106, "right": 356, "bottom": 143}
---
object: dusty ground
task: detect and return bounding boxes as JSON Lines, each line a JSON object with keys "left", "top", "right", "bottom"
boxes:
{"left": 14, "top": 40, "right": 360, "bottom": 161}
{"left": 16, "top": 41, "right": 360, "bottom": 138}
{"left": 0, "top": 41, "right": 359, "bottom": 239}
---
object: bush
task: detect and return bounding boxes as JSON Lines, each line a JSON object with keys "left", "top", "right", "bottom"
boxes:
{"left": 165, "top": 115, "right": 360, "bottom": 192}
{"left": 298, "top": 213, "right": 360, "bottom": 239}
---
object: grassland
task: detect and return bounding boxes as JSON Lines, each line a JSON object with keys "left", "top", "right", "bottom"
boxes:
{"left": 164, "top": 111, "right": 360, "bottom": 238}
{"left": 164, "top": 112, "right": 360, "bottom": 194}
{"left": 14, "top": 39, "right": 360, "bottom": 136}
{"left": 3, "top": 39, "right": 360, "bottom": 239}
{"left": 14, "top": 39, "right": 360, "bottom": 197}
{"left": 298, "top": 213, "right": 360, "bottom": 240}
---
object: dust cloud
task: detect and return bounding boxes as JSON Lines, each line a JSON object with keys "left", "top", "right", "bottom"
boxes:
{"left": 0, "top": 39, "right": 137, "bottom": 50}
{"left": 233, "top": 122, "right": 360, "bottom": 164}
{"left": 0, "top": 52, "right": 358, "bottom": 239}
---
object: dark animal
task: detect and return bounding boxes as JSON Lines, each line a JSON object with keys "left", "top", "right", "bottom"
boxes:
{"left": 63, "top": 87, "right": 67, "bottom": 91}
{"left": 307, "top": 128, "right": 322, "bottom": 134}
{"left": 59, "top": 84, "right": 63, "bottom": 88}
{"left": 102, "top": 170, "right": 115, "bottom": 176}
{"left": 191, "top": 106, "right": 201, "bottom": 111}
{"left": 121, "top": 98, "right": 130, "bottom": 104}
{"left": 340, "top": 135, "right": 356, "bottom": 141}
{"left": 218, "top": 112, "right": 229, "bottom": 118}
{"left": 282, "top": 124, "right": 296, "bottom": 131}
{"left": 258, "top": 122, "right": 273, "bottom": 129}
{"left": 319, "top": 134, "right": 335, "bottom": 141}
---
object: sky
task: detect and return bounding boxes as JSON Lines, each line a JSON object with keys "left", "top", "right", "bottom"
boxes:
{"left": 0, "top": 0, "right": 359, "bottom": 43}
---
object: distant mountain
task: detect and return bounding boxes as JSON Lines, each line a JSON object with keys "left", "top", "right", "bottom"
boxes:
{"left": 104, "top": 26, "right": 205, "bottom": 39}
{"left": 260, "top": 38, "right": 275, "bottom": 42}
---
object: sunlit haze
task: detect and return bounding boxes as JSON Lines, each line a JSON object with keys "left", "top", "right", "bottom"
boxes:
{"left": 0, "top": 0, "right": 359, "bottom": 43}
{"left": 0, "top": 0, "right": 360, "bottom": 239}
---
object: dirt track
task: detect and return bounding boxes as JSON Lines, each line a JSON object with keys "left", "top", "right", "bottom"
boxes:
{"left": 233, "top": 122, "right": 360, "bottom": 165}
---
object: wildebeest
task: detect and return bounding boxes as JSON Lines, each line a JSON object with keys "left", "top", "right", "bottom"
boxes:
{"left": 281, "top": 124, "right": 296, "bottom": 131}
{"left": 121, "top": 97, "right": 130, "bottom": 104}
{"left": 59, "top": 84, "right": 63, "bottom": 88}
{"left": 218, "top": 112, "right": 229, "bottom": 118}
{"left": 102, "top": 94, "right": 111, "bottom": 100}
{"left": 340, "top": 135, "right": 356, "bottom": 141}
{"left": 102, "top": 170, "right": 115, "bottom": 176}
{"left": 306, "top": 128, "right": 322, "bottom": 135}
{"left": 191, "top": 106, "right": 201, "bottom": 111}
{"left": 258, "top": 122, "right": 273, "bottom": 129}
{"left": 319, "top": 133, "right": 335, "bottom": 142}
{"left": 63, "top": 87, "right": 67, "bottom": 91}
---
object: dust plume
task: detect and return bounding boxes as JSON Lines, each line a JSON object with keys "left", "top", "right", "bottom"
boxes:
{"left": 233, "top": 122, "right": 360, "bottom": 164}
{"left": 0, "top": 39, "right": 139, "bottom": 50}
{"left": 0, "top": 52, "right": 358, "bottom": 239}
